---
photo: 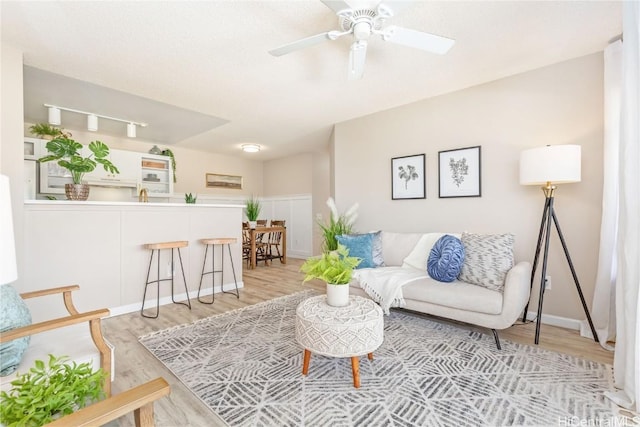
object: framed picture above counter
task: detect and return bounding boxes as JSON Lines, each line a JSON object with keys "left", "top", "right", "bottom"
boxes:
{"left": 206, "top": 173, "right": 242, "bottom": 190}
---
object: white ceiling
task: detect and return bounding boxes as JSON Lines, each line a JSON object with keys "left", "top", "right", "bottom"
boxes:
{"left": 1, "top": 1, "right": 622, "bottom": 160}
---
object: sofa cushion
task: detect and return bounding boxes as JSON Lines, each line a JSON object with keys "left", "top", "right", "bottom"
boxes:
{"left": 402, "top": 233, "right": 461, "bottom": 271}
{"left": 380, "top": 232, "right": 424, "bottom": 266}
{"left": 427, "top": 235, "right": 465, "bottom": 282}
{"left": 337, "top": 232, "right": 383, "bottom": 269}
{"left": 459, "top": 232, "right": 515, "bottom": 292}
{"left": 402, "top": 277, "right": 503, "bottom": 315}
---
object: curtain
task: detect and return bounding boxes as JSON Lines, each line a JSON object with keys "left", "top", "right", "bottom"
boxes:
{"left": 605, "top": 0, "right": 640, "bottom": 414}
{"left": 583, "top": 40, "right": 621, "bottom": 349}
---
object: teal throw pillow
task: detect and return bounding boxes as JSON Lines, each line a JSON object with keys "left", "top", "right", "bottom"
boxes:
{"left": 336, "top": 232, "right": 384, "bottom": 269}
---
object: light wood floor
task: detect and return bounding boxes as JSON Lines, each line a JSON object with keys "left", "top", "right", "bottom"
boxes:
{"left": 103, "top": 258, "right": 613, "bottom": 426}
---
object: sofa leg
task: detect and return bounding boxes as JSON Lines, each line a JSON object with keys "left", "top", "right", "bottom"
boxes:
{"left": 491, "top": 329, "right": 502, "bottom": 350}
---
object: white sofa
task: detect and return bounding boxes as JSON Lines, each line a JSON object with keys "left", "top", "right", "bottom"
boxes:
{"left": 348, "top": 231, "right": 532, "bottom": 349}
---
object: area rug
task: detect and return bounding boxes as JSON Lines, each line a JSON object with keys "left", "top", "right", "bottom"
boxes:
{"left": 139, "top": 290, "right": 619, "bottom": 426}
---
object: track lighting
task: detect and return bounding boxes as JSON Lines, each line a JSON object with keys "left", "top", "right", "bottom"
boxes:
{"left": 241, "top": 144, "right": 261, "bottom": 153}
{"left": 127, "top": 123, "right": 136, "bottom": 138}
{"left": 48, "top": 107, "right": 61, "bottom": 125}
{"left": 87, "top": 114, "right": 98, "bottom": 132}
{"left": 43, "top": 104, "right": 147, "bottom": 138}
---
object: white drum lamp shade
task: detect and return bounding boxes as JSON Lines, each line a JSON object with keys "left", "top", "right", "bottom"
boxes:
{"left": 0, "top": 174, "right": 17, "bottom": 285}
{"left": 520, "top": 145, "right": 581, "bottom": 185}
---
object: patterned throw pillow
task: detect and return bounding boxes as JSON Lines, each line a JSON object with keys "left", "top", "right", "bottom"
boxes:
{"left": 0, "top": 284, "right": 32, "bottom": 376}
{"left": 458, "top": 232, "right": 515, "bottom": 292}
{"left": 336, "top": 232, "right": 384, "bottom": 269}
{"left": 427, "top": 235, "right": 465, "bottom": 282}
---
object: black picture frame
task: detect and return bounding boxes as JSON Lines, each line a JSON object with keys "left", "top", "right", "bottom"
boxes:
{"left": 438, "top": 146, "right": 482, "bottom": 198}
{"left": 391, "top": 154, "right": 426, "bottom": 200}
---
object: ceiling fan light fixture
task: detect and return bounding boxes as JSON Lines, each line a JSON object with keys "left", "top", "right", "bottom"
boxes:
{"left": 241, "top": 144, "right": 261, "bottom": 153}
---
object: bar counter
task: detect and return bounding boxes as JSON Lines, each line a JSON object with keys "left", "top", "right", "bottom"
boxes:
{"left": 22, "top": 200, "right": 243, "bottom": 320}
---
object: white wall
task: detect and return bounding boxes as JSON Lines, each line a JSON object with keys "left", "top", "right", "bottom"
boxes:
{"left": 333, "top": 53, "right": 604, "bottom": 322}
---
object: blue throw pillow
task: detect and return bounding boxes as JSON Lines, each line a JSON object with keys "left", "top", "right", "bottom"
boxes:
{"left": 336, "top": 232, "right": 383, "bottom": 269}
{"left": 427, "top": 235, "right": 465, "bottom": 282}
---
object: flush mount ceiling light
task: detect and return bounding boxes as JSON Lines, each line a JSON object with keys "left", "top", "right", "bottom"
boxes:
{"left": 43, "top": 104, "right": 147, "bottom": 138}
{"left": 241, "top": 144, "right": 261, "bottom": 153}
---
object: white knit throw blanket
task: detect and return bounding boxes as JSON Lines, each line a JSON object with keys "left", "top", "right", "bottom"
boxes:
{"left": 353, "top": 267, "right": 428, "bottom": 314}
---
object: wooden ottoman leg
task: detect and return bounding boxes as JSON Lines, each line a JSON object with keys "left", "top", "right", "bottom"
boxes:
{"left": 351, "top": 356, "right": 360, "bottom": 388}
{"left": 302, "top": 349, "right": 311, "bottom": 375}
{"left": 367, "top": 352, "right": 373, "bottom": 360}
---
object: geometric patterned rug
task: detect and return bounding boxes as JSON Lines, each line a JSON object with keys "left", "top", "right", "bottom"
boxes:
{"left": 139, "top": 290, "right": 620, "bottom": 427}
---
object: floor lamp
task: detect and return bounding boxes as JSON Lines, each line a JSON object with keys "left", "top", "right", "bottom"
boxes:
{"left": 519, "top": 145, "right": 599, "bottom": 345}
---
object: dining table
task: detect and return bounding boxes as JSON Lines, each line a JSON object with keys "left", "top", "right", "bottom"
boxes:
{"left": 248, "top": 226, "right": 287, "bottom": 269}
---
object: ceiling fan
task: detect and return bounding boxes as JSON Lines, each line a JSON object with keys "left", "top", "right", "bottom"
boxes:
{"left": 268, "top": 0, "right": 455, "bottom": 80}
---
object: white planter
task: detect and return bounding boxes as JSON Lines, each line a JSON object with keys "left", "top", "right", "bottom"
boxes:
{"left": 326, "top": 283, "right": 349, "bottom": 307}
{"left": 248, "top": 221, "right": 257, "bottom": 229}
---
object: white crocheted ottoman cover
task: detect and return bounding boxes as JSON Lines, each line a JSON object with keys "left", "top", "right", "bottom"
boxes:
{"left": 295, "top": 295, "right": 384, "bottom": 357}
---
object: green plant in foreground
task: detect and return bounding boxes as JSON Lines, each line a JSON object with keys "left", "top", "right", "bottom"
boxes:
{"left": 30, "top": 123, "right": 119, "bottom": 185}
{"left": 300, "top": 244, "right": 361, "bottom": 285}
{"left": 245, "top": 195, "right": 261, "bottom": 221}
{"left": 0, "top": 354, "right": 106, "bottom": 427}
{"left": 185, "top": 193, "right": 197, "bottom": 204}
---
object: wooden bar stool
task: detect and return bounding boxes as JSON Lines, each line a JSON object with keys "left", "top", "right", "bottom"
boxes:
{"left": 198, "top": 238, "right": 240, "bottom": 303}
{"left": 141, "top": 240, "right": 192, "bottom": 318}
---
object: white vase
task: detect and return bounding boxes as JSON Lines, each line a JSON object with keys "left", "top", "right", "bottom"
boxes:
{"left": 248, "top": 221, "right": 257, "bottom": 229}
{"left": 326, "top": 283, "right": 349, "bottom": 307}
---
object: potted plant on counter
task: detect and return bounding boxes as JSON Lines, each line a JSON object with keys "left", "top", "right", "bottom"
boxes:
{"left": 245, "top": 195, "right": 261, "bottom": 228}
{"left": 30, "top": 123, "right": 120, "bottom": 201}
{"left": 301, "top": 244, "right": 361, "bottom": 307}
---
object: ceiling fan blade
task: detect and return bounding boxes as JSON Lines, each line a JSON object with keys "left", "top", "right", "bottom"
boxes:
{"left": 348, "top": 40, "right": 367, "bottom": 80}
{"left": 321, "top": 0, "right": 352, "bottom": 13}
{"left": 382, "top": 25, "right": 455, "bottom": 54}
{"left": 269, "top": 32, "right": 334, "bottom": 57}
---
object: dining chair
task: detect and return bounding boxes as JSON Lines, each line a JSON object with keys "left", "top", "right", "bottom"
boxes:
{"left": 267, "top": 220, "right": 286, "bottom": 263}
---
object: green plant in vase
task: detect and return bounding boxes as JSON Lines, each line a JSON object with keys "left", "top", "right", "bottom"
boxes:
{"left": 318, "top": 197, "right": 359, "bottom": 251}
{"left": 245, "top": 195, "right": 261, "bottom": 228}
{"left": 30, "top": 123, "right": 119, "bottom": 201}
{"left": 0, "top": 354, "right": 107, "bottom": 426}
{"left": 185, "top": 193, "right": 197, "bottom": 204}
{"left": 301, "top": 244, "right": 361, "bottom": 307}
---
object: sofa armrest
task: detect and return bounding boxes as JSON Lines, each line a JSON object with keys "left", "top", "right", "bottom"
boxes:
{"left": 44, "top": 377, "right": 170, "bottom": 427}
{"left": 498, "top": 261, "right": 532, "bottom": 328}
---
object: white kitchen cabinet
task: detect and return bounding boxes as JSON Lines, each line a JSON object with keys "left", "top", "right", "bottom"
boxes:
{"left": 140, "top": 154, "right": 173, "bottom": 197}
{"left": 85, "top": 148, "right": 140, "bottom": 187}
{"left": 24, "top": 137, "right": 45, "bottom": 160}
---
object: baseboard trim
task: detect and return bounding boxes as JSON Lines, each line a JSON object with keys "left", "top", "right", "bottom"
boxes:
{"left": 524, "top": 310, "right": 582, "bottom": 331}
{"left": 108, "top": 281, "right": 245, "bottom": 317}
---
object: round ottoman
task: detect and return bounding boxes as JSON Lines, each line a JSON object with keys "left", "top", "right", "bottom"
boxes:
{"left": 295, "top": 295, "right": 384, "bottom": 388}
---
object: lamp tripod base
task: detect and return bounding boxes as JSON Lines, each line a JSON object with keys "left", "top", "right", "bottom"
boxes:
{"left": 521, "top": 191, "right": 599, "bottom": 345}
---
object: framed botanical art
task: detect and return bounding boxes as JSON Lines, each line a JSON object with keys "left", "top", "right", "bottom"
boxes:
{"left": 438, "top": 146, "right": 481, "bottom": 198}
{"left": 391, "top": 154, "right": 425, "bottom": 200}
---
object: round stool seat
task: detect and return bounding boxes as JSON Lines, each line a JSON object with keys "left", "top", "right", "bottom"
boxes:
{"left": 296, "top": 295, "right": 383, "bottom": 357}
{"left": 200, "top": 238, "right": 237, "bottom": 245}
{"left": 144, "top": 240, "right": 188, "bottom": 250}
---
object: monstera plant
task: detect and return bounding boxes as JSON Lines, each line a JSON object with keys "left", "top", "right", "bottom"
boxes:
{"left": 31, "top": 123, "right": 119, "bottom": 200}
